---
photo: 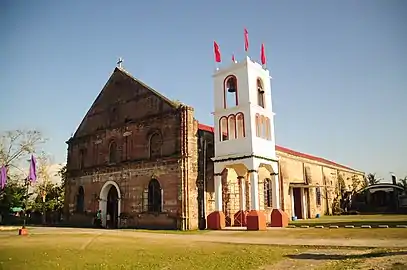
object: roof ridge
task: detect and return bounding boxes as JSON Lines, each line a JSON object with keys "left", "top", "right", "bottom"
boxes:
{"left": 115, "top": 67, "right": 183, "bottom": 109}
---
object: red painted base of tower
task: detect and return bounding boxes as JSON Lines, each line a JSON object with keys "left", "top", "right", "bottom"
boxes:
{"left": 207, "top": 211, "right": 226, "bottom": 230}
{"left": 246, "top": 210, "right": 267, "bottom": 231}
{"left": 18, "top": 228, "right": 28, "bottom": 235}
{"left": 269, "top": 209, "right": 289, "bottom": 227}
{"left": 233, "top": 210, "right": 247, "bottom": 227}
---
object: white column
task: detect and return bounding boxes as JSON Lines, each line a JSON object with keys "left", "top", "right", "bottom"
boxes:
{"left": 249, "top": 170, "right": 260, "bottom": 210}
{"left": 301, "top": 188, "right": 307, "bottom": 219}
{"left": 238, "top": 176, "right": 246, "bottom": 210}
{"left": 272, "top": 174, "right": 281, "bottom": 209}
{"left": 214, "top": 174, "right": 223, "bottom": 211}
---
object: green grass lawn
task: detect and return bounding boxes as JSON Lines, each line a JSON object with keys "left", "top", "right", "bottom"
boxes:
{"left": 225, "top": 228, "right": 407, "bottom": 240}
{"left": 0, "top": 231, "right": 406, "bottom": 270}
{"left": 290, "top": 214, "right": 407, "bottom": 227}
{"left": 0, "top": 233, "right": 300, "bottom": 270}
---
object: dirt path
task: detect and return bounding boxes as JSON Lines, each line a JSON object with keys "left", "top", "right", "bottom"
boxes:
{"left": 260, "top": 249, "right": 367, "bottom": 270}
{"left": 26, "top": 227, "right": 407, "bottom": 248}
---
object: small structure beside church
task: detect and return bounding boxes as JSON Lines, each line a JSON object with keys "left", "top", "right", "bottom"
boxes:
{"left": 64, "top": 39, "right": 364, "bottom": 230}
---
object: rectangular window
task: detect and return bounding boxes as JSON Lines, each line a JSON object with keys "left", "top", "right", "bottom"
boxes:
{"left": 142, "top": 189, "right": 148, "bottom": 212}
{"left": 316, "top": 187, "right": 322, "bottom": 206}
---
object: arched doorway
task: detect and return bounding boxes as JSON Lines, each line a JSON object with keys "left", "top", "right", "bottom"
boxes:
{"left": 107, "top": 186, "right": 119, "bottom": 228}
{"left": 99, "top": 181, "right": 121, "bottom": 228}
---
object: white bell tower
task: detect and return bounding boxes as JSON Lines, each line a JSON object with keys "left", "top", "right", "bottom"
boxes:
{"left": 207, "top": 53, "right": 288, "bottom": 231}
{"left": 212, "top": 56, "right": 276, "bottom": 160}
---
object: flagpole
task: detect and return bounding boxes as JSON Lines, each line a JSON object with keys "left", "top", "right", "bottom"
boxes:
{"left": 22, "top": 176, "right": 29, "bottom": 229}
{"left": 19, "top": 155, "right": 36, "bottom": 235}
{"left": 244, "top": 28, "right": 249, "bottom": 59}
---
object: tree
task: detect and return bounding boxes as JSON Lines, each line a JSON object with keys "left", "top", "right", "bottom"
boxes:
{"left": 365, "top": 173, "right": 381, "bottom": 186}
{"left": 351, "top": 175, "right": 364, "bottom": 192}
{"left": 0, "top": 177, "right": 27, "bottom": 214}
{"left": 57, "top": 164, "right": 67, "bottom": 188}
{"left": 30, "top": 182, "right": 64, "bottom": 212}
{"left": 0, "top": 130, "right": 47, "bottom": 220}
{"left": 29, "top": 153, "right": 64, "bottom": 224}
{"left": 0, "top": 130, "right": 46, "bottom": 176}
{"left": 398, "top": 176, "right": 407, "bottom": 192}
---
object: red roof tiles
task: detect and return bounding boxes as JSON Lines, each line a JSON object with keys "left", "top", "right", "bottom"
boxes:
{"left": 198, "top": 123, "right": 355, "bottom": 171}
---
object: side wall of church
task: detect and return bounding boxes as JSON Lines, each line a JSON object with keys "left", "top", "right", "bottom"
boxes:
{"left": 276, "top": 151, "right": 365, "bottom": 220}
{"left": 200, "top": 132, "right": 365, "bottom": 226}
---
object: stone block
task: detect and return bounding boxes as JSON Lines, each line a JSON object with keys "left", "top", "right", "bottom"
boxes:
{"left": 18, "top": 228, "right": 28, "bottom": 235}
{"left": 269, "top": 209, "right": 289, "bottom": 227}
{"left": 246, "top": 210, "right": 267, "bottom": 231}
{"left": 207, "top": 211, "right": 225, "bottom": 230}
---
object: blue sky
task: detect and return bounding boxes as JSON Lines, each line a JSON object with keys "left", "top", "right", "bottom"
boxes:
{"left": 1, "top": 1, "right": 406, "bottom": 181}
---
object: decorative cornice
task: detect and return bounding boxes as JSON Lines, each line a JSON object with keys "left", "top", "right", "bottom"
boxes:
{"left": 212, "top": 154, "right": 278, "bottom": 163}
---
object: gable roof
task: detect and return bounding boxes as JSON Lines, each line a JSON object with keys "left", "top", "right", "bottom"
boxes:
{"left": 114, "top": 67, "right": 182, "bottom": 108}
{"left": 71, "top": 67, "right": 182, "bottom": 139}
{"left": 198, "top": 123, "right": 359, "bottom": 172}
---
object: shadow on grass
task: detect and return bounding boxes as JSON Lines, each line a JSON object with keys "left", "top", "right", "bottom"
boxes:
{"left": 285, "top": 250, "right": 407, "bottom": 261}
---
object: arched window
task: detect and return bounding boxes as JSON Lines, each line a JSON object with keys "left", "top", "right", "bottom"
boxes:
{"left": 224, "top": 75, "right": 238, "bottom": 108}
{"left": 255, "top": 114, "right": 261, "bottom": 137}
{"left": 149, "top": 132, "right": 163, "bottom": 158}
{"left": 264, "top": 179, "right": 272, "bottom": 208}
{"left": 79, "top": 149, "right": 86, "bottom": 169}
{"left": 148, "top": 179, "right": 162, "bottom": 212}
{"left": 260, "top": 115, "right": 266, "bottom": 138}
{"left": 265, "top": 117, "right": 271, "bottom": 140}
{"left": 236, "top": 113, "right": 245, "bottom": 138}
{"left": 219, "top": 117, "right": 229, "bottom": 141}
{"left": 316, "top": 186, "right": 322, "bottom": 206}
{"left": 76, "top": 186, "right": 85, "bottom": 213}
{"left": 109, "top": 141, "right": 118, "bottom": 164}
{"left": 257, "top": 78, "right": 265, "bottom": 108}
{"left": 227, "top": 114, "right": 236, "bottom": 139}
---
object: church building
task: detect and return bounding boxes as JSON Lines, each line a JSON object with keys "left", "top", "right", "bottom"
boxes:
{"left": 64, "top": 43, "right": 364, "bottom": 230}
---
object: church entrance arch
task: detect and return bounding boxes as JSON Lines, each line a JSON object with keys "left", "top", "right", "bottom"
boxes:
{"left": 99, "top": 181, "right": 121, "bottom": 228}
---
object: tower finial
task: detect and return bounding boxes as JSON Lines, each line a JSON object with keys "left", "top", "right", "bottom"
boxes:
{"left": 117, "top": 57, "right": 123, "bottom": 68}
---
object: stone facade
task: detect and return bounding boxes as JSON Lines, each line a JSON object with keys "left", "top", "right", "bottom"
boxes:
{"left": 64, "top": 67, "right": 365, "bottom": 230}
{"left": 65, "top": 67, "right": 199, "bottom": 230}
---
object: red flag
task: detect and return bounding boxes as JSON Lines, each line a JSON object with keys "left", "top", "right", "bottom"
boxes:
{"left": 232, "top": 54, "right": 235, "bottom": 62}
{"left": 261, "top": 43, "right": 266, "bottom": 65}
{"left": 213, "top": 41, "right": 221, "bottom": 62}
{"left": 244, "top": 28, "right": 249, "bottom": 52}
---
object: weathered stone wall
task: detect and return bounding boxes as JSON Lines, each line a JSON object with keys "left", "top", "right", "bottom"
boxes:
{"left": 276, "top": 150, "right": 365, "bottom": 219}
{"left": 64, "top": 68, "right": 193, "bottom": 229}
{"left": 66, "top": 160, "right": 182, "bottom": 228}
